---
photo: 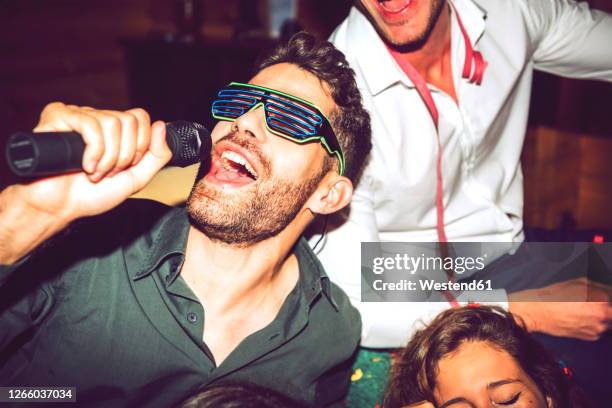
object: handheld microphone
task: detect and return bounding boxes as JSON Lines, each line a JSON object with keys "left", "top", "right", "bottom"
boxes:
{"left": 4, "top": 121, "right": 211, "bottom": 178}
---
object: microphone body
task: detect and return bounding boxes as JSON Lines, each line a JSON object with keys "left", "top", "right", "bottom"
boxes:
{"left": 5, "top": 121, "right": 211, "bottom": 178}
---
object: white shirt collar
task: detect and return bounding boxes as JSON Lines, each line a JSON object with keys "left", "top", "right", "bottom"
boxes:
{"left": 346, "top": 7, "right": 406, "bottom": 96}
{"left": 345, "top": 0, "right": 487, "bottom": 96}
{"left": 453, "top": 0, "right": 487, "bottom": 46}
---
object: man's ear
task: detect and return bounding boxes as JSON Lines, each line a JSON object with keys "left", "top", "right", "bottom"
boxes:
{"left": 307, "top": 174, "right": 353, "bottom": 215}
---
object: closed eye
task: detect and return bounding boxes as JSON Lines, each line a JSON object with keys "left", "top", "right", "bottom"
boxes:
{"left": 494, "top": 392, "right": 521, "bottom": 406}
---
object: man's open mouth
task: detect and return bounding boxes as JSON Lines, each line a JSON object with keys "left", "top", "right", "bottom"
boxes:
{"left": 376, "top": 0, "right": 412, "bottom": 14}
{"left": 220, "top": 150, "right": 258, "bottom": 180}
{"left": 205, "top": 145, "right": 261, "bottom": 189}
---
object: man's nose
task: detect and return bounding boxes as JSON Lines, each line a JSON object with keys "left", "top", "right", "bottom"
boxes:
{"left": 232, "top": 106, "right": 267, "bottom": 143}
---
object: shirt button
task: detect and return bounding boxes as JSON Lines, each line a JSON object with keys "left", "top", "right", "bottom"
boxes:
{"left": 187, "top": 312, "right": 198, "bottom": 323}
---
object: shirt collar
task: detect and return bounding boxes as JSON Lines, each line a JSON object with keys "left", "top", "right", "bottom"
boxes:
{"left": 294, "top": 237, "right": 339, "bottom": 311}
{"left": 345, "top": 0, "right": 487, "bottom": 96}
{"left": 131, "top": 206, "right": 189, "bottom": 281}
{"left": 347, "top": 6, "right": 406, "bottom": 96}
{"left": 452, "top": 0, "right": 487, "bottom": 46}
{"left": 128, "top": 206, "right": 338, "bottom": 311}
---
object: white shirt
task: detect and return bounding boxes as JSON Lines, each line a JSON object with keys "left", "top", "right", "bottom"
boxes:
{"left": 318, "top": 0, "right": 612, "bottom": 348}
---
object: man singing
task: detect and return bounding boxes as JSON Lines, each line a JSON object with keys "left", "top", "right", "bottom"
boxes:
{"left": 0, "top": 33, "right": 371, "bottom": 407}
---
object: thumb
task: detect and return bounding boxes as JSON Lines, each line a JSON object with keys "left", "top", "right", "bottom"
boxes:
{"left": 149, "top": 120, "right": 172, "bottom": 161}
{"left": 127, "top": 121, "right": 171, "bottom": 192}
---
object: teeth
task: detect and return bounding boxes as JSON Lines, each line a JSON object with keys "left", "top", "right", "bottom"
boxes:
{"left": 220, "top": 150, "right": 258, "bottom": 179}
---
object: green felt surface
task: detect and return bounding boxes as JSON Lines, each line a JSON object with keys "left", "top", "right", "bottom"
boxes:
{"left": 345, "top": 348, "right": 394, "bottom": 408}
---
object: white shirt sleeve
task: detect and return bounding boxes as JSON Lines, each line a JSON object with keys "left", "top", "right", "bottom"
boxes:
{"left": 525, "top": 0, "right": 612, "bottom": 80}
{"left": 315, "top": 173, "right": 454, "bottom": 348}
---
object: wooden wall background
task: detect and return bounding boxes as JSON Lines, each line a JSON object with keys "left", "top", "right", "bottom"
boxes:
{"left": 1, "top": 0, "right": 611, "bottom": 231}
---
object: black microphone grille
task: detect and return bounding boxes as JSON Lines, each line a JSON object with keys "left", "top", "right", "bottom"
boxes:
{"left": 166, "top": 121, "right": 211, "bottom": 167}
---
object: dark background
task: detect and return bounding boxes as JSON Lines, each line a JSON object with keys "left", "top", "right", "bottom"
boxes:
{"left": 1, "top": 0, "right": 611, "bottom": 231}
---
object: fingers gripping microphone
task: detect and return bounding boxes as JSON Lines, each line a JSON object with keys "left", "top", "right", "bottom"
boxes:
{"left": 4, "top": 121, "right": 211, "bottom": 178}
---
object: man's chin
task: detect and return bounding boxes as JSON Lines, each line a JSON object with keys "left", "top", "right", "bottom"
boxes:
{"left": 185, "top": 185, "right": 271, "bottom": 247}
{"left": 186, "top": 164, "right": 323, "bottom": 248}
{"left": 384, "top": 29, "right": 428, "bottom": 49}
{"left": 186, "top": 205, "right": 283, "bottom": 248}
{"left": 360, "top": 0, "right": 446, "bottom": 51}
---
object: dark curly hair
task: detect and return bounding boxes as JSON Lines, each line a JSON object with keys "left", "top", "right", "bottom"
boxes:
{"left": 178, "top": 380, "right": 309, "bottom": 408}
{"left": 257, "top": 32, "right": 372, "bottom": 183}
{"left": 384, "top": 306, "right": 586, "bottom": 408}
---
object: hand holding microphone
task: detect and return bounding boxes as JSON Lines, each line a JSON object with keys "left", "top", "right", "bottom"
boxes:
{"left": 6, "top": 105, "right": 210, "bottom": 179}
{"left": 0, "top": 102, "right": 211, "bottom": 265}
{"left": 3, "top": 102, "right": 210, "bottom": 226}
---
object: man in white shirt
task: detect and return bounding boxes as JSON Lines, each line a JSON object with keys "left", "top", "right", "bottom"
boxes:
{"left": 317, "top": 0, "right": 612, "bottom": 349}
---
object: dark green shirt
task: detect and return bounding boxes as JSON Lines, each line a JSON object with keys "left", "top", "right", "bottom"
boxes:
{"left": 0, "top": 199, "right": 361, "bottom": 407}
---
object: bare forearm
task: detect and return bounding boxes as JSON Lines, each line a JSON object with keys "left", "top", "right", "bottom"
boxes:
{"left": 509, "top": 280, "right": 612, "bottom": 341}
{"left": 0, "top": 186, "right": 69, "bottom": 265}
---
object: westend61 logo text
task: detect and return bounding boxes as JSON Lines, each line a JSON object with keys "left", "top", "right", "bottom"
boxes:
{"left": 372, "top": 253, "right": 487, "bottom": 275}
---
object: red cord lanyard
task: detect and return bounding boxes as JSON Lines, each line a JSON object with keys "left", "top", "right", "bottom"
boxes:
{"left": 386, "top": 1, "right": 487, "bottom": 306}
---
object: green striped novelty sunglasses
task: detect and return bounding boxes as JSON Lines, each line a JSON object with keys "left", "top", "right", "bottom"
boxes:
{"left": 211, "top": 82, "right": 345, "bottom": 175}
